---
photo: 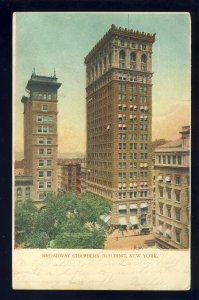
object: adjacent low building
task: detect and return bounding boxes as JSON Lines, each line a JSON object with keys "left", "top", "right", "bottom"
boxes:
{"left": 154, "top": 126, "right": 190, "bottom": 249}
{"left": 57, "top": 159, "right": 81, "bottom": 194}
{"left": 15, "top": 176, "right": 33, "bottom": 204}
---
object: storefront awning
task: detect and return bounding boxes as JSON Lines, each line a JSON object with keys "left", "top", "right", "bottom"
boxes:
{"left": 119, "top": 217, "right": 127, "bottom": 226}
{"left": 100, "top": 214, "right": 111, "bottom": 224}
{"left": 130, "top": 204, "right": 137, "bottom": 209}
{"left": 140, "top": 203, "right": 148, "bottom": 208}
{"left": 130, "top": 216, "right": 138, "bottom": 225}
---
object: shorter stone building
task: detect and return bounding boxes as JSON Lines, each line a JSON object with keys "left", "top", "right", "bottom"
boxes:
{"left": 154, "top": 126, "right": 190, "bottom": 249}
{"left": 15, "top": 176, "right": 33, "bottom": 204}
{"left": 15, "top": 160, "right": 24, "bottom": 176}
{"left": 57, "top": 159, "right": 81, "bottom": 194}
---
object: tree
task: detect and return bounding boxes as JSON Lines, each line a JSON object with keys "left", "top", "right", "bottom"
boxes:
{"left": 15, "top": 193, "right": 111, "bottom": 249}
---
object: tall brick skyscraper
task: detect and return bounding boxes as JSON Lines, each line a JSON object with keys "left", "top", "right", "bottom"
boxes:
{"left": 21, "top": 71, "right": 61, "bottom": 201}
{"left": 85, "top": 25, "right": 155, "bottom": 229}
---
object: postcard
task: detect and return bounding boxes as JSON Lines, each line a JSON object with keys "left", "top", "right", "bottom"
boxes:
{"left": 12, "top": 12, "right": 191, "bottom": 290}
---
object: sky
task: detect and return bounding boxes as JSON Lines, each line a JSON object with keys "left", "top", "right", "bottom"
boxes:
{"left": 14, "top": 12, "right": 191, "bottom": 154}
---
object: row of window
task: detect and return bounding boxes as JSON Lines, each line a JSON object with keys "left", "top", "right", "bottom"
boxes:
{"left": 118, "top": 96, "right": 148, "bottom": 103}
{"left": 38, "top": 159, "right": 52, "bottom": 167}
{"left": 38, "top": 181, "right": 52, "bottom": 189}
{"left": 36, "top": 115, "right": 53, "bottom": 123}
{"left": 37, "top": 126, "right": 53, "bottom": 134}
{"left": 118, "top": 115, "right": 148, "bottom": 121}
{"left": 38, "top": 148, "right": 52, "bottom": 155}
{"left": 118, "top": 171, "right": 148, "bottom": 179}
{"left": 119, "top": 40, "right": 147, "bottom": 50}
{"left": 159, "top": 187, "right": 181, "bottom": 202}
{"left": 118, "top": 133, "right": 148, "bottom": 140}
{"left": 118, "top": 182, "right": 148, "bottom": 189}
{"left": 157, "top": 174, "right": 181, "bottom": 185}
{"left": 156, "top": 154, "right": 182, "bottom": 165}
{"left": 118, "top": 83, "right": 148, "bottom": 93}
{"left": 118, "top": 191, "right": 148, "bottom": 199}
{"left": 38, "top": 170, "right": 52, "bottom": 178}
{"left": 118, "top": 105, "right": 148, "bottom": 111}
{"left": 38, "top": 137, "right": 52, "bottom": 145}
{"left": 158, "top": 222, "right": 181, "bottom": 244}
{"left": 119, "top": 51, "right": 147, "bottom": 69}
{"left": 117, "top": 124, "right": 148, "bottom": 131}
{"left": 118, "top": 162, "right": 148, "bottom": 169}
{"left": 35, "top": 93, "right": 52, "bottom": 100}
{"left": 16, "top": 187, "right": 31, "bottom": 197}
{"left": 159, "top": 203, "right": 181, "bottom": 221}
{"left": 118, "top": 152, "right": 148, "bottom": 159}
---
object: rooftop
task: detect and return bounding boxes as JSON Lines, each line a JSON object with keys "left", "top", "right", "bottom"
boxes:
{"left": 26, "top": 71, "right": 61, "bottom": 91}
{"left": 85, "top": 24, "right": 156, "bottom": 63}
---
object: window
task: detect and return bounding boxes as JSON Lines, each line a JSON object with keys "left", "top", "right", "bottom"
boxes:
{"left": 38, "top": 182, "right": 44, "bottom": 189}
{"left": 166, "top": 188, "right": 171, "bottom": 200}
{"left": 38, "top": 148, "right": 44, "bottom": 155}
{"left": 175, "top": 190, "right": 181, "bottom": 202}
{"left": 38, "top": 137, "right": 44, "bottom": 144}
{"left": 17, "top": 188, "right": 22, "bottom": 197}
{"left": 37, "top": 116, "right": 43, "bottom": 122}
{"left": 38, "top": 171, "right": 44, "bottom": 178}
{"left": 175, "top": 209, "right": 181, "bottom": 221}
{"left": 168, "top": 156, "right": 171, "bottom": 164}
{"left": 25, "top": 187, "right": 30, "bottom": 197}
{"left": 119, "top": 50, "right": 125, "bottom": 68}
{"left": 175, "top": 228, "right": 181, "bottom": 243}
{"left": 158, "top": 155, "right": 161, "bottom": 164}
{"left": 42, "top": 104, "right": 48, "bottom": 112}
{"left": 166, "top": 205, "right": 172, "bottom": 218}
{"left": 47, "top": 138, "right": 52, "bottom": 145}
{"left": 38, "top": 160, "right": 44, "bottom": 167}
{"left": 47, "top": 160, "right": 52, "bottom": 166}
{"left": 47, "top": 94, "right": 52, "bottom": 100}
{"left": 175, "top": 175, "right": 181, "bottom": 185}
{"left": 177, "top": 155, "right": 182, "bottom": 165}
{"left": 47, "top": 148, "right": 52, "bottom": 155}
{"left": 37, "top": 126, "right": 42, "bottom": 133}
{"left": 46, "top": 182, "right": 52, "bottom": 189}
{"left": 159, "top": 187, "right": 163, "bottom": 198}
{"left": 47, "top": 171, "right": 52, "bottom": 177}
{"left": 159, "top": 203, "right": 163, "bottom": 215}
{"left": 163, "top": 156, "right": 166, "bottom": 164}
{"left": 173, "top": 156, "right": 176, "bottom": 164}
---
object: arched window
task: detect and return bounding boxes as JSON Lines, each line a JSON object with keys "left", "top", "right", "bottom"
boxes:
{"left": 17, "top": 187, "right": 22, "bottom": 197}
{"left": 130, "top": 52, "right": 136, "bottom": 70}
{"left": 25, "top": 187, "right": 31, "bottom": 198}
{"left": 141, "top": 54, "right": 147, "bottom": 71}
{"left": 141, "top": 54, "right": 147, "bottom": 63}
{"left": 130, "top": 52, "right": 136, "bottom": 62}
{"left": 119, "top": 50, "right": 125, "bottom": 68}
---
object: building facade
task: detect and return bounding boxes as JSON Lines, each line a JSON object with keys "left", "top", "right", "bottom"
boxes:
{"left": 154, "top": 126, "right": 190, "bottom": 249}
{"left": 57, "top": 159, "right": 81, "bottom": 194}
{"left": 21, "top": 71, "right": 61, "bottom": 201}
{"left": 15, "top": 176, "right": 33, "bottom": 204}
{"left": 85, "top": 25, "right": 156, "bottom": 229}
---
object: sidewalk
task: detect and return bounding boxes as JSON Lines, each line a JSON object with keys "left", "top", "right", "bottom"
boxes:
{"left": 104, "top": 229, "right": 156, "bottom": 250}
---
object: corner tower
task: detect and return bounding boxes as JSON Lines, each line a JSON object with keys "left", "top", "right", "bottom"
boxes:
{"left": 21, "top": 71, "right": 61, "bottom": 201}
{"left": 85, "top": 25, "right": 155, "bottom": 229}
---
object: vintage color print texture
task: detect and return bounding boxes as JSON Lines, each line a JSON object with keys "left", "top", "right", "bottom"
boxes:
{"left": 13, "top": 12, "right": 191, "bottom": 290}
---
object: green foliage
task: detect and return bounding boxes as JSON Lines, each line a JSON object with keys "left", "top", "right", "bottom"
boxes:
{"left": 24, "top": 231, "right": 50, "bottom": 249}
{"left": 15, "top": 193, "right": 111, "bottom": 249}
